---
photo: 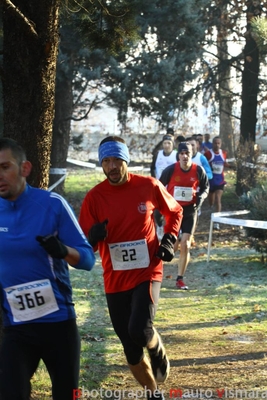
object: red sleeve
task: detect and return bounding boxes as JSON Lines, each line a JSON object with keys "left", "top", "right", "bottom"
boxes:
{"left": 79, "top": 190, "right": 100, "bottom": 251}
{"left": 79, "top": 193, "right": 92, "bottom": 235}
{"left": 155, "top": 180, "right": 183, "bottom": 238}
{"left": 204, "top": 150, "right": 212, "bottom": 161}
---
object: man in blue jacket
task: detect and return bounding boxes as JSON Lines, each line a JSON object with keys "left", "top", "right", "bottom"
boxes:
{"left": 0, "top": 138, "right": 95, "bottom": 400}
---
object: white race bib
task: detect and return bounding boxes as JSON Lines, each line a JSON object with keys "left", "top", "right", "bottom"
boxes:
{"left": 109, "top": 239, "right": 150, "bottom": 271}
{"left": 212, "top": 163, "right": 224, "bottom": 174}
{"left": 5, "top": 279, "right": 59, "bottom": 322}
{"left": 173, "top": 186, "right": 193, "bottom": 202}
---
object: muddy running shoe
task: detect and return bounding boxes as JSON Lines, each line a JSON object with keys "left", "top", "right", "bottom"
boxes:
{"left": 176, "top": 279, "right": 188, "bottom": 290}
{"left": 148, "top": 334, "right": 170, "bottom": 383}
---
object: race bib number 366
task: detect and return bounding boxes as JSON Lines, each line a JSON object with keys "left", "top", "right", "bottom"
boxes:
{"left": 4, "top": 279, "right": 59, "bottom": 322}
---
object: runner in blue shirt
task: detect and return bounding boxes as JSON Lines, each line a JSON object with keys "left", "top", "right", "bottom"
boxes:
{"left": 0, "top": 138, "right": 95, "bottom": 400}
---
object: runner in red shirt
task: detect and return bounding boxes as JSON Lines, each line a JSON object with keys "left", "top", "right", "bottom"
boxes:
{"left": 79, "top": 136, "right": 183, "bottom": 400}
{"left": 160, "top": 142, "right": 209, "bottom": 290}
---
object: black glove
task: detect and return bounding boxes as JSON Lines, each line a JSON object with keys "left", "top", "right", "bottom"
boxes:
{"left": 36, "top": 235, "right": 68, "bottom": 259}
{"left": 154, "top": 209, "right": 164, "bottom": 227}
{"left": 156, "top": 233, "right": 177, "bottom": 262}
{"left": 88, "top": 219, "right": 108, "bottom": 247}
{"left": 194, "top": 197, "right": 201, "bottom": 211}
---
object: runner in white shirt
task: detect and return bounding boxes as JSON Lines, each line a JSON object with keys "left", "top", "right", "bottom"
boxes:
{"left": 150, "top": 135, "right": 177, "bottom": 239}
{"left": 151, "top": 135, "right": 177, "bottom": 179}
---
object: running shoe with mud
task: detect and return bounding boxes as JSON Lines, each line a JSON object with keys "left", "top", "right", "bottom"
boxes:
{"left": 147, "top": 333, "right": 170, "bottom": 383}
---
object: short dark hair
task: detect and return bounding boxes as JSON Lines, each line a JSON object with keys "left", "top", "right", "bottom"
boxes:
{"left": 0, "top": 137, "right": 26, "bottom": 165}
{"left": 166, "top": 127, "right": 174, "bottom": 135}
{"left": 176, "top": 135, "right": 186, "bottom": 143}
{"left": 178, "top": 141, "right": 192, "bottom": 154}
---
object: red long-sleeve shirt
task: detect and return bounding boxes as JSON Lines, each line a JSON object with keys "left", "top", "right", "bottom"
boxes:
{"left": 79, "top": 173, "right": 183, "bottom": 293}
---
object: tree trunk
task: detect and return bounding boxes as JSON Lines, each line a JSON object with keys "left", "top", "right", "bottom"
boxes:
{"left": 218, "top": 52, "right": 234, "bottom": 158}
{"left": 2, "top": 0, "right": 60, "bottom": 189}
{"left": 236, "top": 0, "right": 261, "bottom": 195}
{"left": 240, "top": 1, "right": 260, "bottom": 143}
{"left": 219, "top": 90, "right": 234, "bottom": 157}
{"left": 49, "top": 74, "right": 73, "bottom": 194}
{"left": 217, "top": 0, "right": 234, "bottom": 158}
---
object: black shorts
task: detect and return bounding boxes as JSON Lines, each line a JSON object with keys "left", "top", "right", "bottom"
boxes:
{"left": 181, "top": 204, "right": 198, "bottom": 235}
{"left": 106, "top": 280, "right": 161, "bottom": 365}
{"left": 0, "top": 319, "right": 80, "bottom": 400}
{"left": 209, "top": 183, "right": 225, "bottom": 193}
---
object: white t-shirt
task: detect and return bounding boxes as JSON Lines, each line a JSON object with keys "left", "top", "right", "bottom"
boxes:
{"left": 155, "top": 150, "right": 177, "bottom": 179}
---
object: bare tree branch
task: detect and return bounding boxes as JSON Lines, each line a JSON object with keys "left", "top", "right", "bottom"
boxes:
{"left": 70, "top": 96, "right": 108, "bottom": 121}
{"left": 3, "top": 0, "right": 38, "bottom": 37}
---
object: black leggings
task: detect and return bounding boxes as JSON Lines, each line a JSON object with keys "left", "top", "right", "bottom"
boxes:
{"left": 0, "top": 319, "right": 80, "bottom": 400}
{"left": 106, "top": 280, "right": 161, "bottom": 365}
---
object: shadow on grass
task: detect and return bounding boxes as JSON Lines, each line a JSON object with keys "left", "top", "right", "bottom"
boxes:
{"left": 171, "top": 350, "right": 266, "bottom": 367}
{"left": 156, "top": 312, "right": 267, "bottom": 331}
{"left": 70, "top": 257, "right": 124, "bottom": 391}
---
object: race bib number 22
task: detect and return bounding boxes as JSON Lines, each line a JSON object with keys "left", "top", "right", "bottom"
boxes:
{"left": 109, "top": 239, "right": 150, "bottom": 270}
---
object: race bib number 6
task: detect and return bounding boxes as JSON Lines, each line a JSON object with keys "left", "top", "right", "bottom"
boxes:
{"left": 4, "top": 279, "right": 59, "bottom": 322}
{"left": 173, "top": 186, "right": 193, "bottom": 202}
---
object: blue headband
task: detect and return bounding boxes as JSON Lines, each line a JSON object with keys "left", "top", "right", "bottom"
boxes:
{"left": 98, "top": 141, "right": 130, "bottom": 165}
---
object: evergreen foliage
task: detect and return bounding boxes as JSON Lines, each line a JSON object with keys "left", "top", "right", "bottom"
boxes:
{"left": 251, "top": 16, "right": 267, "bottom": 54}
{"left": 106, "top": 0, "right": 210, "bottom": 125}
{"left": 56, "top": 0, "right": 210, "bottom": 126}
{"left": 57, "top": 0, "right": 142, "bottom": 121}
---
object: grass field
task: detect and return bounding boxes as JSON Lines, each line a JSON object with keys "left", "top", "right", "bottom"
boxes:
{"left": 31, "top": 169, "right": 267, "bottom": 399}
